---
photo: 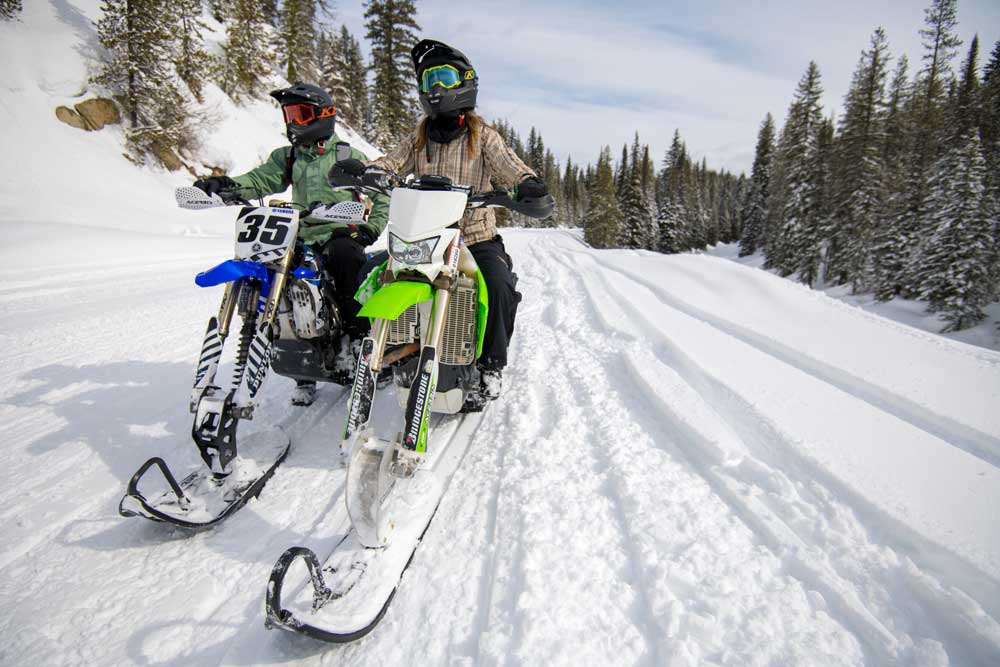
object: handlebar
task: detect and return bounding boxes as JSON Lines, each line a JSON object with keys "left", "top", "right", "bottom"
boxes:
{"left": 328, "top": 169, "right": 552, "bottom": 219}
{"left": 174, "top": 187, "right": 367, "bottom": 224}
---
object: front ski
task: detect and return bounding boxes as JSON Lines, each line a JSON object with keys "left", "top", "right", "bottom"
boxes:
{"left": 265, "top": 471, "right": 447, "bottom": 643}
{"left": 264, "top": 412, "right": 482, "bottom": 643}
{"left": 118, "top": 429, "right": 289, "bottom": 530}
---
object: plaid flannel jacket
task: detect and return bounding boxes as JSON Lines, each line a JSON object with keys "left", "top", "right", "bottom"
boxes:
{"left": 370, "top": 124, "right": 536, "bottom": 245}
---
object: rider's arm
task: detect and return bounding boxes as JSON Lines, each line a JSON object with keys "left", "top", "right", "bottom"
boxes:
{"left": 230, "top": 147, "right": 292, "bottom": 199}
{"left": 351, "top": 146, "right": 390, "bottom": 238}
{"left": 366, "top": 134, "right": 416, "bottom": 176}
{"left": 366, "top": 191, "right": 390, "bottom": 237}
{"left": 480, "top": 125, "right": 536, "bottom": 188}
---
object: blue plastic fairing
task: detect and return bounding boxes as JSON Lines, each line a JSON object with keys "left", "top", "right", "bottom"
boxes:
{"left": 195, "top": 260, "right": 272, "bottom": 290}
{"left": 292, "top": 266, "right": 319, "bottom": 279}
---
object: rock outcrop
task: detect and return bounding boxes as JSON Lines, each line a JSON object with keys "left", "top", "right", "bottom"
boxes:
{"left": 54, "top": 97, "right": 120, "bottom": 131}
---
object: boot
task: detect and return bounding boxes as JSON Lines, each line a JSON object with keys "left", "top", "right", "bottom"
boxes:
{"left": 291, "top": 380, "right": 317, "bottom": 406}
{"left": 478, "top": 367, "right": 502, "bottom": 401}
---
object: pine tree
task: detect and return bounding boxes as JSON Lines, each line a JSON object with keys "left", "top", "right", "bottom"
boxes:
{"left": 912, "top": 36, "right": 994, "bottom": 329}
{"left": 366, "top": 0, "right": 421, "bottom": 148}
{"left": 259, "top": 0, "right": 279, "bottom": 26}
{"left": 704, "top": 162, "right": 720, "bottom": 247}
{"left": 526, "top": 128, "right": 546, "bottom": 177}
{"left": 95, "top": 0, "right": 193, "bottom": 160}
{"left": 614, "top": 143, "right": 629, "bottom": 204}
{"left": 0, "top": 0, "right": 22, "bottom": 21}
{"left": 916, "top": 129, "right": 992, "bottom": 330}
{"left": 684, "top": 158, "right": 707, "bottom": 251}
{"left": 220, "top": 0, "right": 272, "bottom": 100}
{"left": 827, "top": 28, "right": 891, "bottom": 290}
{"left": 872, "top": 55, "right": 914, "bottom": 300}
{"left": 809, "top": 117, "right": 837, "bottom": 287}
{"left": 319, "top": 25, "right": 368, "bottom": 131}
{"left": 656, "top": 199, "right": 683, "bottom": 253}
{"left": 316, "top": 30, "right": 335, "bottom": 92}
{"left": 563, "top": 157, "right": 579, "bottom": 227}
{"left": 618, "top": 134, "right": 655, "bottom": 249}
{"left": 280, "top": 0, "right": 317, "bottom": 83}
{"left": 739, "top": 113, "right": 776, "bottom": 256}
{"left": 982, "top": 42, "right": 1000, "bottom": 300}
{"left": 767, "top": 61, "right": 825, "bottom": 280}
{"left": 953, "top": 35, "right": 982, "bottom": 137}
{"left": 584, "top": 146, "right": 621, "bottom": 249}
{"left": 640, "top": 144, "right": 657, "bottom": 240}
{"left": 171, "top": 0, "right": 213, "bottom": 103}
{"left": 618, "top": 167, "right": 654, "bottom": 249}
{"left": 900, "top": 0, "right": 963, "bottom": 295}
{"left": 658, "top": 131, "right": 690, "bottom": 253}
{"left": 726, "top": 174, "right": 747, "bottom": 243}
{"left": 542, "top": 149, "right": 562, "bottom": 227}
{"left": 983, "top": 41, "right": 1000, "bottom": 168}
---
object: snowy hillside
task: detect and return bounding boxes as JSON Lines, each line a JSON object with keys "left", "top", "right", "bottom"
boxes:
{"left": 0, "top": 0, "right": 379, "bottom": 238}
{"left": 3, "top": 2, "right": 1000, "bottom": 666}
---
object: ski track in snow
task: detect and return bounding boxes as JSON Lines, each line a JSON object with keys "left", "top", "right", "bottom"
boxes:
{"left": 1, "top": 228, "right": 998, "bottom": 665}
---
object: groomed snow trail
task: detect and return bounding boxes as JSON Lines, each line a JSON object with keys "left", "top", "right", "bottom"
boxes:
{"left": 1, "top": 227, "right": 998, "bottom": 666}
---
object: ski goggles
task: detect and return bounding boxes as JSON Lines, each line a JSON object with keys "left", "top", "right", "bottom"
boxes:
{"left": 419, "top": 64, "right": 472, "bottom": 93}
{"left": 282, "top": 103, "right": 337, "bottom": 125}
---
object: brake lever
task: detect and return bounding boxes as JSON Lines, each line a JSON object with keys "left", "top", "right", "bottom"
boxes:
{"left": 219, "top": 192, "right": 251, "bottom": 206}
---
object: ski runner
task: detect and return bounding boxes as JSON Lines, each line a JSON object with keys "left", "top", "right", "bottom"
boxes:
{"left": 193, "top": 82, "right": 390, "bottom": 406}
{"left": 329, "top": 40, "right": 551, "bottom": 401}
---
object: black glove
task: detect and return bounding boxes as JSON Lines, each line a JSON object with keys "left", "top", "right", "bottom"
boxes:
{"left": 328, "top": 159, "right": 366, "bottom": 186}
{"left": 193, "top": 175, "right": 236, "bottom": 196}
{"left": 354, "top": 225, "right": 378, "bottom": 247}
{"left": 329, "top": 224, "right": 378, "bottom": 247}
{"left": 515, "top": 176, "right": 548, "bottom": 201}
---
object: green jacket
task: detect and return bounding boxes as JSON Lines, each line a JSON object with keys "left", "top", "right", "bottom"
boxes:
{"left": 230, "top": 136, "right": 389, "bottom": 245}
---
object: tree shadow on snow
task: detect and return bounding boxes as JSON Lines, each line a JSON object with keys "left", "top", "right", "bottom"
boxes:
{"left": 5, "top": 359, "right": 355, "bottom": 562}
{"left": 8, "top": 360, "right": 204, "bottom": 483}
{"left": 49, "top": 0, "right": 102, "bottom": 77}
{"left": 124, "top": 619, "right": 243, "bottom": 666}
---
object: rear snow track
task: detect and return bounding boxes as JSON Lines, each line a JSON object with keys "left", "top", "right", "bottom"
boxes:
{"left": 1, "top": 227, "right": 998, "bottom": 666}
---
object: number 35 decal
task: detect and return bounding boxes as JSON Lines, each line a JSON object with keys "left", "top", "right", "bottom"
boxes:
{"left": 238, "top": 214, "right": 292, "bottom": 246}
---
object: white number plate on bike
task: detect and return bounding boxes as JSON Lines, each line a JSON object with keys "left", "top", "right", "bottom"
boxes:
{"left": 234, "top": 206, "right": 300, "bottom": 263}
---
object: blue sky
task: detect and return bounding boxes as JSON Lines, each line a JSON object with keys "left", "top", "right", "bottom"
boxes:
{"left": 332, "top": 0, "right": 1000, "bottom": 174}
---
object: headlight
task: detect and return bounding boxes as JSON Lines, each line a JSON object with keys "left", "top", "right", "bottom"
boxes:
{"left": 388, "top": 232, "right": 439, "bottom": 265}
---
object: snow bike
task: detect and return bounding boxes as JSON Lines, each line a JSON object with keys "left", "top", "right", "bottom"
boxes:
{"left": 265, "top": 167, "right": 553, "bottom": 642}
{"left": 118, "top": 180, "right": 370, "bottom": 530}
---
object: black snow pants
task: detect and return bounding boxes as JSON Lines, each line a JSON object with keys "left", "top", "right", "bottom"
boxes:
{"left": 469, "top": 235, "right": 521, "bottom": 371}
{"left": 320, "top": 235, "right": 368, "bottom": 340}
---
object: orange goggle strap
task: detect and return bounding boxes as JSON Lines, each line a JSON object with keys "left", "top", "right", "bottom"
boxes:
{"left": 282, "top": 103, "right": 337, "bottom": 125}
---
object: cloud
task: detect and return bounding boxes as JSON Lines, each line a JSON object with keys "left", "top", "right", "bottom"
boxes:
{"left": 335, "top": 0, "right": 1000, "bottom": 175}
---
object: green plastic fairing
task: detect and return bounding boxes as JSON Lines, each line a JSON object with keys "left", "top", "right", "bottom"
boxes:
{"left": 358, "top": 280, "right": 433, "bottom": 320}
{"left": 354, "top": 259, "right": 388, "bottom": 305}
{"left": 476, "top": 269, "right": 489, "bottom": 358}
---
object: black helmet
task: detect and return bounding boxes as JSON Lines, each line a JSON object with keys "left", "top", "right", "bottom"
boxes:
{"left": 411, "top": 39, "right": 478, "bottom": 119}
{"left": 270, "top": 82, "right": 337, "bottom": 147}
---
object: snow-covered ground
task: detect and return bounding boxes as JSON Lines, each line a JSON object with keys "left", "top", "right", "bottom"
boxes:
{"left": 3, "top": 1, "right": 1000, "bottom": 665}
{"left": 707, "top": 243, "right": 1000, "bottom": 353}
{"left": 2, "top": 224, "right": 1000, "bottom": 666}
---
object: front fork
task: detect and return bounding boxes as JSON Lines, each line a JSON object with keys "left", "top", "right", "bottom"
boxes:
{"left": 393, "top": 286, "right": 452, "bottom": 477}
{"left": 190, "top": 252, "right": 294, "bottom": 474}
{"left": 340, "top": 285, "right": 452, "bottom": 477}
{"left": 340, "top": 317, "right": 390, "bottom": 456}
